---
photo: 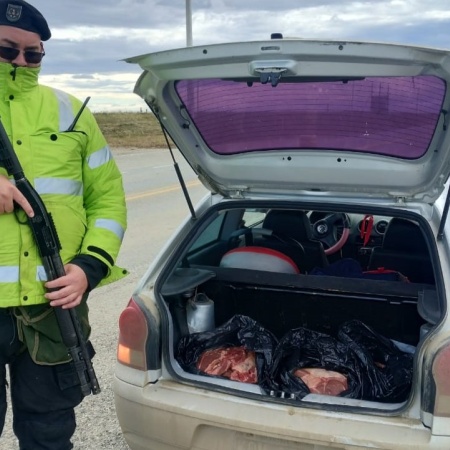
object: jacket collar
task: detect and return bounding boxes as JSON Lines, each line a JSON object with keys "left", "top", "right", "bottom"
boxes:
{"left": 0, "top": 62, "right": 40, "bottom": 98}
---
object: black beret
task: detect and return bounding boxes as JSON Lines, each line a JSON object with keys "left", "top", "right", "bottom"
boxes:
{"left": 0, "top": 1, "right": 51, "bottom": 41}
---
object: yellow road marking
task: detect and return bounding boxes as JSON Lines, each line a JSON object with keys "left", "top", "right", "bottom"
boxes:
{"left": 126, "top": 180, "right": 201, "bottom": 201}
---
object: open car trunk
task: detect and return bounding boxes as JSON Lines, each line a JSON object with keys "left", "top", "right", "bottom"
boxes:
{"left": 157, "top": 204, "right": 442, "bottom": 412}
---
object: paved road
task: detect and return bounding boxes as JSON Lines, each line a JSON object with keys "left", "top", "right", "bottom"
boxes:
{"left": 2, "top": 147, "right": 207, "bottom": 449}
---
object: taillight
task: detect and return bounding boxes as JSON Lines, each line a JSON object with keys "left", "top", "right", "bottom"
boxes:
{"left": 117, "top": 298, "right": 148, "bottom": 370}
{"left": 432, "top": 344, "right": 450, "bottom": 417}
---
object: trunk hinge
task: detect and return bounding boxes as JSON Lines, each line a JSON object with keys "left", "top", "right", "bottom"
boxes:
{"left": 394, "top": 196, "right": 407, "bottom": 204}
{"left": 229, "top": 190, "right": 246, "bottom": 199}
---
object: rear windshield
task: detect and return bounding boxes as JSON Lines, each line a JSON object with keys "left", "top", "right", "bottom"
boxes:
{"left": 175, "top": 76, "right": 445, "bottom": 159}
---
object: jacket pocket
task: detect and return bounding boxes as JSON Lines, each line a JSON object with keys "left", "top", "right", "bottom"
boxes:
{"left": 14, "top": 300, "right": 91, "bottom": 365}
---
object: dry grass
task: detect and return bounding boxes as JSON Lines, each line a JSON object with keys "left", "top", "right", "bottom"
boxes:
{"left": 94, "top": 112, "right": 168, "bottom": 148}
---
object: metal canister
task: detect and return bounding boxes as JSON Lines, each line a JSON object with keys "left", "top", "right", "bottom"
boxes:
{"left": 186, "top": 293, "right": 215, "bottom": 333}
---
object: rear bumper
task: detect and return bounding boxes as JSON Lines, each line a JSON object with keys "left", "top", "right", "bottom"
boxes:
{"left": 113, "top": 376, "right": 450, "bottom": 450}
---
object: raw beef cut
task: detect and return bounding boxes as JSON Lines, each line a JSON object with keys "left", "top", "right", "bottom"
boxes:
{"left": 197, "top": 347, "right": 257, "bottom": 384}
{"left": 294, "top": 368, "right": 348, "bottom": 396}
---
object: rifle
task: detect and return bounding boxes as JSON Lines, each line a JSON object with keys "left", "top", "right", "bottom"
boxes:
{"left": 0, "top": 119, "right": 100, "bottom": 396}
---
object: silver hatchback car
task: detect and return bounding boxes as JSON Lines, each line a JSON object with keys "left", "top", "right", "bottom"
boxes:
{"left": 114, "top": 37, "right": 450, "bottom": 449}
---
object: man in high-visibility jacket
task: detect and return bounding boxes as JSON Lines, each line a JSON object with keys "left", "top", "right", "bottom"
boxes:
{"left": 0, "top": 1, "right": 127, "bottom": 448}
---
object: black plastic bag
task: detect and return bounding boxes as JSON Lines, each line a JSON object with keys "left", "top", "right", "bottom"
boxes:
{"left": 268, "top": 327, "right": 365, "bottom": 399}
{"left": 269, "top": 321, "right": 413, "bottom": 402}
{"left": 176, "top": 314, "right": 278, "bottom": 387}
{"left": 338, "top": 320, "right": 414, "bottom": 402}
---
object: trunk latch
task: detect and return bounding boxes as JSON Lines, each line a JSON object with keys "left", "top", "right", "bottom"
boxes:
{"left": 254, "top": 67, "right": 287, "bottom": 87}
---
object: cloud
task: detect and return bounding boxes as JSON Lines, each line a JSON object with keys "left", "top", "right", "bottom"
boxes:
{"left": 25, "top": 0, "right": 450, "bottom": 112}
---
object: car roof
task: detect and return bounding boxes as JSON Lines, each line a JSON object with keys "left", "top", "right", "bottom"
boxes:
{"left": 126, "top": 38, "right": 450, "bottom": 203}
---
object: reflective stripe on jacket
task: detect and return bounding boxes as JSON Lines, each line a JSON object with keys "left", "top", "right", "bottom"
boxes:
{"left": 0, "top": 63, "right": 127, "bottom": 308}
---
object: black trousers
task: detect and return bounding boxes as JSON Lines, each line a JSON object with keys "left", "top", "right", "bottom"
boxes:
{"left": 0, "top": 309, "right": 84, "bottom": 450}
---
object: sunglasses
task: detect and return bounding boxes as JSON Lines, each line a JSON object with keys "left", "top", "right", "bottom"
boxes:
{"left": 0, "top": 45, "right": 45, "bottom": 64}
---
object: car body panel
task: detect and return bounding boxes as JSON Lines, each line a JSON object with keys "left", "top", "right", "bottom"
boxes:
{"left": 113, "top": 378, "right": 450, "bottom": 450}
{"left": 126, "top": 40, "right": 450, "bottom": 203}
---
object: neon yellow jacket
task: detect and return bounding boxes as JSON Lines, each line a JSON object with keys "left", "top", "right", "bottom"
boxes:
{"left": 0, "top": 63, "right": 126, "bottom": 307}
{"left": 0, "top": 63, "right": 128, "bottom": 364}
{"left": 0, "top": 63, "right": 127, "bottom": 307}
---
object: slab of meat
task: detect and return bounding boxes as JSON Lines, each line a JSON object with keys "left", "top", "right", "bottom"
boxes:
{"left": 197, "top": 347, "right": 257, "bottom": 384}
{"left": 294, "top": 368, "right": 348, "bottom": 396}
{"left": 226, "top": 351, "right": 257, "bottom": 383}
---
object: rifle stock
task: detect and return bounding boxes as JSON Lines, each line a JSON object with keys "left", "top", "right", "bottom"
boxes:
{"left": 0, "top": 120, "right": 100, "bottom": 396}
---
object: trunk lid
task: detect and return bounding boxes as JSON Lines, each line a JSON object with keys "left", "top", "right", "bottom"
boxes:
{"left": 126, "top": 39, "right": 450, "bottom": 204}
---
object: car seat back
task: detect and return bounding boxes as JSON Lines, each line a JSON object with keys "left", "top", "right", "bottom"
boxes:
{"left": 252, "top": 209, "right": 328, "bottom": 273}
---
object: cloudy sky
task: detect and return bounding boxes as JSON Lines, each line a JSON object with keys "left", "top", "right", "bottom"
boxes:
{"left": 25, "top": 0, "right": 450, "bottom": 112}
